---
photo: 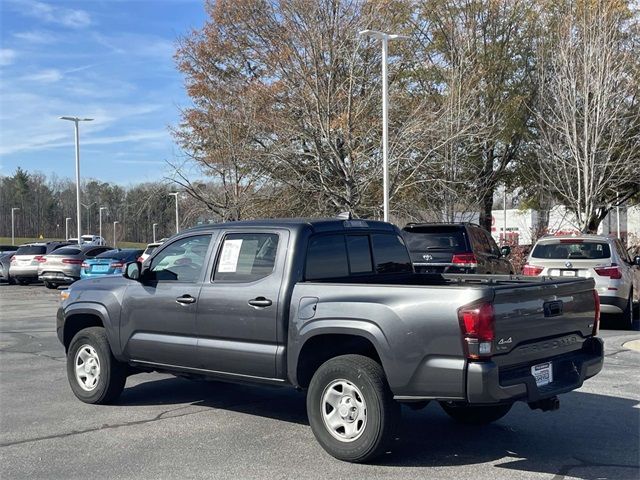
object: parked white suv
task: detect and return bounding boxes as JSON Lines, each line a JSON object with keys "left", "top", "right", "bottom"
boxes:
{"left": 68, "top": 235, "right": 107, "bottom": 246}
{"left": 523, "top": 235, "right": 640, "bottom": 328}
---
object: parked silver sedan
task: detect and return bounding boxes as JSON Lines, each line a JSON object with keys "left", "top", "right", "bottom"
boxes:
{"left": 38, "top": 244, "right": 112, "bottom": 289}
{"left": 523, "top": 234, "right": 640, "bottom": 328}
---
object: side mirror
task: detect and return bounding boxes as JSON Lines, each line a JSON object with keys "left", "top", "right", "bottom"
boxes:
{"left": 634, "top": 256, "right": 640, "bottom": 266}
{"left": 500, "top": 246, "right": 511, "bottom": 257}
{"left": 123, "top": 261, "right": 141, "bottom": 280}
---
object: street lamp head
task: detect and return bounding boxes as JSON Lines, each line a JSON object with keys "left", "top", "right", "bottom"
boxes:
{"left": 59, "top": 116, "right": 94, "bottom": 122}
{"left": 358, "top": 30, "right": 408, "bottom": 41}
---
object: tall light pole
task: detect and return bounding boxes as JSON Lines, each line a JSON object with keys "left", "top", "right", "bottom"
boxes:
{"left": 358, "top": 30, "right": 407, "bottom": 222}
{"left": 60, "top": 116, "right": 93, "bottom": 244}
{"left": 81, "top": 202, "right": 96, "bottom": 234}
{"left": 169, "top": 192, "right": 179, "bottom": 234}
{"left": 99, "top": 207, "right": 108, "bottom": 244}
{"left": 11, "top": 208, "right": 19, "bottom": 245}
{"left": 152, "top": 223, "right": 158, "bottom": 243}
{"left": 113, "top": 221, "right": 119, "bottom": 248}
{"left": 65, "top": 217, "right": 72, "bottom": 240}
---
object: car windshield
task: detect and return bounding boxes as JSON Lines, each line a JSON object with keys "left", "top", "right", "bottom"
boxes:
{"left": 531, "top": 240, "right": 611, "bottom": 259}
{"left": 16, "top": 245, "right": 46, "bottom": 255}
{"left": 403, "top": 227, "right": 467, "bottom": 253}
{"left": 49, "top": 247, "right": 81, "bottom": 256}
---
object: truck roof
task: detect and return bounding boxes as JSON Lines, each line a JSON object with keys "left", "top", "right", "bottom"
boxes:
{"left": 183, "top": 218, "right": 397, "bottom": 234}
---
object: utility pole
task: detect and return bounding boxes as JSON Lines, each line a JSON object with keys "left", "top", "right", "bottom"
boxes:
{"left": 60, "top": 116, "right": 93, "bottom": 244}
{"left": 113, "top": 221, "right": 119, "bottom": 248}
{"left": 169, "top": 192, "right": 180, "bottom": 234}
{"left": 11, "top": 208, "right": 19, "bottom": 245}
{"left": 99, "top": 207, "right": 108, "bottom": 244}
{"left": 358, "top": 30, "right": 407, "bottom": 222}
{"left": 65, "top": 217, "right": 71, "bottom": 240}
{"left": 152, "top": 223, "right": 158, "bottom": 243}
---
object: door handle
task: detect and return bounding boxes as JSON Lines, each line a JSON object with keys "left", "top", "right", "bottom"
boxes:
{"left": 176, "top": 295, "right": 196, "bottom": 305}
{"left": 248, "top": 297, "right": 272, "bottom": 308}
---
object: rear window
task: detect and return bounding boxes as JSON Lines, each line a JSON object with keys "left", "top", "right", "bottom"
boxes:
{"left": 16, "top": 245, "right": 46, "bottom": 255}
{"left": 532, "top": 241, "right": 611, "bottom": 259}
{"left": 96, "top": 249, "right": 138, "bottom": 260}
{"left": 49, "top": 247, "right": 81, "bottom": 256}
{"left": 403, "top": 227, "right": 467, "bottom": 253}
{"left": 305, "top": 233, "right": 412, "bottom": 280}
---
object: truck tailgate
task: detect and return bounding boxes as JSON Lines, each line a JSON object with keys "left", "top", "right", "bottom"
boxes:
{"left": 491, "top": 278, "right": 597, "bottom": 366}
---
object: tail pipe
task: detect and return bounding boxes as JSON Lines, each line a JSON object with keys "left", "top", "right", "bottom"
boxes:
{"left": 528, "top": 396, "right": 560, "bottom": 412}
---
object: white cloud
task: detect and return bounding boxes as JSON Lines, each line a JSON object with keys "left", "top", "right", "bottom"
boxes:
{"left": 12, "top": 30, "right": 59, "bottom": 44}
{"left": 0, "top": 49, "right": 17, "bottom": 66}
{"left": 13, "top": 0, "right": 92, "bottom": 29}
{"left": 23, "top": 68, "right": 63, "bottom": 83}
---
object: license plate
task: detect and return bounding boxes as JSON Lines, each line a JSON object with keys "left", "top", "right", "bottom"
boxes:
{"left": 531, "top": 362, "right": 553, "bottom": 387}
{"left": 561, "top": 270, "right": 576, "bottom": 277}
{"left": 92, "top": 265, "right": 110, "bottom": 273}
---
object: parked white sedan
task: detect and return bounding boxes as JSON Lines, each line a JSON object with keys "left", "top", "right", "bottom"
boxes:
{"left": 523, "top": 235, "right": 640, "bottom": 328}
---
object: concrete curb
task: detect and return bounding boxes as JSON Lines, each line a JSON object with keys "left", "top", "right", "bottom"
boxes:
{"left": 623, "top": 339, "right": 640, "bottom": 352}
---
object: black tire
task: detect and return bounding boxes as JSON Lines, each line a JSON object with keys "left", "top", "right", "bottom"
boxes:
{"left": 439, "top": 401, "right": 512, "bottom": 425}
{"left": 44, "top": 281, "right": 57, "bottom": 290}
{"left": 618, "top": 289, "right": 633, "bottom": 330}
{"left": 67, "top": 327, "right": 127, "bottom": 404}
{"left": 306, "top": 354, "right": 400, "bottom": 463}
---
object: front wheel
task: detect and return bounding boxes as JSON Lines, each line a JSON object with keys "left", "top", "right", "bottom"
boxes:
{"left": 44, "top": 281, "right": 57, "bottom": 289}
{"left": 307, "top": 354, "right": 400, "bottom": 463}
{"left": 439, "top": 401, "right": 512, "bottom": 425}
{"left": 67, "top": 327, "right": 127, "bottom": 404}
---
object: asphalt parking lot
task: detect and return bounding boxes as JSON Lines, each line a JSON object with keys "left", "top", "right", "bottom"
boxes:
{"left": 1, "top": 283, "right": 639, "bottom": 480}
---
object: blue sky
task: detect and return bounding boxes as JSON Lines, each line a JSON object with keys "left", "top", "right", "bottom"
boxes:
{"left": 0, "top": 0, "right": 206, "bottom": 184}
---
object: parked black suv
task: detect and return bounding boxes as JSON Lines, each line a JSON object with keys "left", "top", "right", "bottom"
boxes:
{"left": 402, "top": 222, "right": 514, "bottom": 274}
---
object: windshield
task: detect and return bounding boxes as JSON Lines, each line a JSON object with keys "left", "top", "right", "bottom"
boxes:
{"left": 532, "top": 240, "right": 611, "bottom": 259}
{"left": 403, "top": 227, "right": 467, "bottom": 253}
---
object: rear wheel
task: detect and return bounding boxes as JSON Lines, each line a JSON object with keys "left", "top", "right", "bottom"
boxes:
{"left": 67, "top": 327, "right": 127, "bottom": 404}
{"left": 439, "top": 401, "right": 512, "bottom": 425}
{"left": 44, "top": 281, "right": 57, "bottom": 289}
{"left": 307, "top": 354, "right": 400, "bottom": 463}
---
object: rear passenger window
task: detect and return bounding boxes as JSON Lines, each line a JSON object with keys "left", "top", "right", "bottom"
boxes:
{"left": 214, "top": 233, "right": 279, "bottom": 283}
{"left": 371, "top": 234, "right": 413, "bottom": 274}
{"left": 306, "top": 235, "right": 348, "bottom": 280}
{"left": 346, "top": 235, "right": 373, "bottom": 274}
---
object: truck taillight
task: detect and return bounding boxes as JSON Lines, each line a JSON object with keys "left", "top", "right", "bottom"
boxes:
{"left": 458, "top": 302, "right": 494, "bottom": 360}
{"left": 522, "top": 264, "right": 543, "bottom": 276}
{"left": 592, "top": 290, "right": 600, "bottom": 336}
{"left": 452, "top": 253, "right": 478, "bottom": 266}
{"left": 594, "top": 265, "right": 622, "bottom": 280}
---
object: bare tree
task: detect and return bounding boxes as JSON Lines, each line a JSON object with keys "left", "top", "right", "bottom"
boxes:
{"left": 535, "top": 0, "right": 640, "bottom": 232}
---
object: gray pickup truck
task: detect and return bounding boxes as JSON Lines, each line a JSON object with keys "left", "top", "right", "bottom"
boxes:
{"left": 57, "top": 219, "right": 603, "bottom": 462}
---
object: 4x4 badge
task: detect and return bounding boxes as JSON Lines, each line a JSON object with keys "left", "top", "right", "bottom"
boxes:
{"left": 498, "top": 337, "right": 513, "bottom": 345}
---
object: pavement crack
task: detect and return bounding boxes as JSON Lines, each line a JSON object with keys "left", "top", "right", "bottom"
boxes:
{"left": 0, "top": 406, "right": 210, "bottom": 448}
{"left": 0, "top": 348, "right": 65, "bottom": 362}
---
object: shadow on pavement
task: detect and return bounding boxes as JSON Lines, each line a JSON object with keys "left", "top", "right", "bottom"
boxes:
{"left": 117, "top": 376, "right": 639, "bottom": 478}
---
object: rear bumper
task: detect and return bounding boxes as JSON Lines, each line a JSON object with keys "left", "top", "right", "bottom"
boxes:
{"left": 600, "top": 295, "right": 627, "bottom": 314}
{"left": 466, "top": 337, "right": 604, "bottom": 404}
{"left": 39, "top": 272, "right": 78, "bottom": 285}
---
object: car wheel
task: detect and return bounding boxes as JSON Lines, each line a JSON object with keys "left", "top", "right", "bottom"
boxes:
{"left": 620, "top": 289, "right": 633, "bottom": 330}
{"left": 16, "top": 279, "right": 29, "bottom": 286}
{"left": 44, "top": 281, "right": 57, "bottom": 290}
{"left": 439, "top": 401, "right": 512, "bottom": 425}
{"left": 307, "top": 354, "right": 400, "bottom": 463}
{"left": 67, "top": 327, "right": 127, "bottom": 404}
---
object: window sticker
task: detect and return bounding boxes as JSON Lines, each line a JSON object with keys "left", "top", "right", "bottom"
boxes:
{"left": 218, "top": 239, "right": 243, "bottom": 272}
